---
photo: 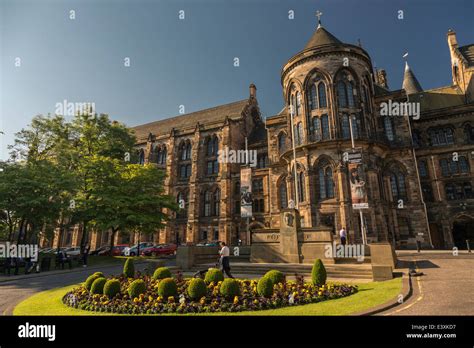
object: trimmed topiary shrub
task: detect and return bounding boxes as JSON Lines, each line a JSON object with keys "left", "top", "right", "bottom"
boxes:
{"left": 85, "top": 273, "right": 104, "bottom": 291}
{"left": 264, "top": 270, "right": 285, "bottom": 285}
{"left": 152, "top": 267, "right": 172, "bottom": 280}
{"left": 157, "top": 278, "right": 178, "bottom": 298}
{"left": 103, "top": 279, "right": 121, "bottom": 298}
{"left": 187, "top": 278, "right": 207, "bottom": 300}
{"left": 311, "top": 258, "right": 327, "bottom": 285}
{"left": 128, "top": 279, "right": 146, "bottom": 299}
{"left": 90, "top": 277, "right": 107, "bottom": 295}
{"left": 219, "top": 278, "right": 240, "bottom": 299}
{"left": 123, "top": 258, "right": 135, "bottom": 278}
{"left": 204, "top": 268, "right": 224, "bottom": 284}
{"left": 93, "top": 272, "right": 104, "bottom": 278}
{"left": 257, "top": 276, "right": 274, "bottom": 298}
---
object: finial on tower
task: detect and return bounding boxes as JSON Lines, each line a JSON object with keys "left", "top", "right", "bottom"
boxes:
{"left": 316, "top": 10, "right": 323, "bottom": 28}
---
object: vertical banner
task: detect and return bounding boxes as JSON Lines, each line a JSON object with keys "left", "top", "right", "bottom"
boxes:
{"left": 240, "top": 167, "right": 252, "bottom": 218}
{"left": 347, "top": 151, "right": 369, "bottom": 209}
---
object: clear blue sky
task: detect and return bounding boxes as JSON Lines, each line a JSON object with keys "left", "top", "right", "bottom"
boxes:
{"left": 1, "top": 0, "right": 473, "bottom": 159}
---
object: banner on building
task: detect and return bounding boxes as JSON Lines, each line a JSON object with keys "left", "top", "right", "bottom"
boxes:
{"left": 240, "top": 167, "right": 252, "bottom": 218}
{"left": 347, "top": 151, "right": 369, "bottom": 209}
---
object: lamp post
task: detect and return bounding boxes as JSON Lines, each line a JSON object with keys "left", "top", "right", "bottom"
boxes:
{"left": 289, "top": 104, "right": 299, "bottom": 210}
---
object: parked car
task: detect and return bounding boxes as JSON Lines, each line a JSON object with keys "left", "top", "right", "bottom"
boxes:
{"left": 141, "top": 244, "right": 177, "bottom": 256}
{"left": 39, "top": 247, "right": 54, "bottom": 253}
{"left": 64, "top": 247, "right": 81, "bottom": 256}
{"left": 111, "top": 244, "right": 129, "bottom": 256}
{"left": 90, "top": 246, "right": 108, "bottom": 256}
{"left": 123, "top": 242, "right": 154, "bottom": 256}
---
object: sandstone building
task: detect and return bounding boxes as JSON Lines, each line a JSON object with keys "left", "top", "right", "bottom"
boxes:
{"left": 71, "top": 22, "right": 474, "bottom": 250}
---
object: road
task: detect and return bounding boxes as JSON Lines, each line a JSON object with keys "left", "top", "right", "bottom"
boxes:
{"left": 379, "top": 253, "right": 474, "bottom": 315}
{"left": 0, "top": 262, "right": 154, "bottom": 315}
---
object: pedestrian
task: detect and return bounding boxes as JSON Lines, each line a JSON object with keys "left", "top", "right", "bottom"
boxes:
{"left": 82, "top": 244, "right": 90, "bottom": 268}
{"left": 219, "top": 242, "right": 233, "bottom": 278}
{"left": 339, "top": 226, "right": 347, "bottom": 246}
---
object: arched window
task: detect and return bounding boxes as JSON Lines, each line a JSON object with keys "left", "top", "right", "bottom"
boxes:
{"left": 429, "top": 127, "right": 455, "bottom": 146}
{"left": 317, "top": 160, "right": 334, "bottom": 200}
{"left": 290, "top": 94, "right": 296, "bottom": 115}
{"left": 279, "top": 181, "right": 288, "bottom": 209}
{"left": 321, "top": 115, "right": 330, "bottom": 140}
{"left": 347, "top": 83, "right": 355, "bottom": 107}
{"left": 418, "top": 160, "right": 428, "bottom": 177}
{"left": 337, "top": 81, "right": 347, "bottom": 107}
{"left": 464, "top": 124, "right": 474, "bottom": 143}
{"left": 318, "top": 82, "right": 327, "bottom": 108}
{"left": 295, "top": 122, "right": 303, "bottom": 145}
{"left": 297, "top": 172, "right": 305, "bottom": 202}
{"left": 213, "top": 189, "right": 220, "bottom": 216}
{"left": 185, "top": 142, "right": 192, "bottom": 159}
{"left": 161, "top": 148, "right": 167, "bottom": 164}
{"left": 459, "top": 156, "right": 469, "bottom": 173}
{"left": 312, "top": 117, "right": 321, "bottom": 141}
{"left": 384, "top": 117, "right": 395, "bottom": 141}
{"left": 341, "top": 114, "right": 350, "bottom": 139}
{"left": 352, "top": 114, "right": 362, "bottom": 139}
{"left": 203, "top": 190, "right": 211, "bottom": 217}
{"left": 278, "top": 133, "right": 286, "bottom": 152}
{"left": 309, "top": 85, "right": 317, "bottom": 110}
{"left": 296, "top": 92, "right": 302, "bottom": 115}
{"left": 389, "top": 172, "right": 407, "bottom": 201}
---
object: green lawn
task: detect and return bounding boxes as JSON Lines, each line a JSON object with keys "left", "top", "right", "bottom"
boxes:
{"left": 13, "top": 277, "right": 402, "bottom": 316}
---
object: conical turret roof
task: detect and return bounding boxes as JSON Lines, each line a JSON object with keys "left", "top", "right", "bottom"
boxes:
{"left": 303, "top": 25, "right": 343, "bottom": 50}
{"left": 402, "top": 62, "right": 423, "bottom": 94}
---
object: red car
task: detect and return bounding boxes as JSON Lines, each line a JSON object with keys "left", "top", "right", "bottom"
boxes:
{"left": 112, "top": 244, "right": 130, "bottom": 256}
{"left": 141, "top": 244, "right": 177, "bottom": 256}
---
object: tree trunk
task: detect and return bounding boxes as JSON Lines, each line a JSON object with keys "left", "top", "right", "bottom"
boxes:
{"left": 109, "top": 227, "right": 118, "bottom": 256}
{"left": 80, "top": 220, "right": 89, "bottom": 255}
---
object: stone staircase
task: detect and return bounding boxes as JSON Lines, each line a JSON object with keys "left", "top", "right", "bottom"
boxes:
{"left": 189, "top": 261, "right": 373, "bottom": 281}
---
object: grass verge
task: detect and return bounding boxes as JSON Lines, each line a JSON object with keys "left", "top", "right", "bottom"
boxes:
{"left": 13, "top": 277, "right": 401, "bottom": 316}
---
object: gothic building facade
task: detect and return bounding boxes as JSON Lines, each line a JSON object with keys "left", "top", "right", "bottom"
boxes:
{"left": 89, "top": 23, "right": 473, "bottom": 250}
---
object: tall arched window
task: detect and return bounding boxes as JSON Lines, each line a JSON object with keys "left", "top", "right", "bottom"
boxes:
{"left": 295, "top": 122, "right": 303, "bottom": 145}
{"left": 318, "top": 82, "right": 327, "bottom": 108}
{"left": 203, "top": 190, "right": 211, "bottom": 217}
{"left": 384, "top": 117, "right": 395, "bottom": 141}
{"left": 213, "top": 189, "right": 220, "bottom": 216}
{"left": 341, "top": 114, "right": 350, "bottom": 139}
{"left": 138, "top": 149, "right": 145, "bottom": 165}
{"left": 464, "top": 124, "right": 474, "bottom": 143}
{"left": 418, "top": 160, "right": 428, "bottom": 177}
{"left": 459, "top": 156, "right": 469, "bottom": 173}
{"left": 278, "top": 133, "right": 286, "bottom": 152}
{"left": 309, "top": 85, "right": 317, "bottom": 110}
{"left": 336, "top": 72, "right": 356, "bottom": 109}
{"left": 312, "top": 117, "right": 321, "bottom": 141}
{"left": 337, "top": 81, "right": 347, "bottom": 107}
{"left": 389, "top": 171, "right": 407, "bottom": 201}
{"left": 317, "top": 160, "right": 334, "bottom": 200}
{"left": 298, "top": 172, "right": 305, "bottom": 202}
{"left": 279, "top": 180, "right": 288, "bottom": 209}
{"left": 296, "top": 92, "right": 302, "bottom": 116}
{"left": 321, "top": 115, "right": 330, "bottom": 140}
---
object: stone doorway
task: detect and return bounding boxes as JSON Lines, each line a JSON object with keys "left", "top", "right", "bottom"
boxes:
{"left": 452, "top": 215, "right": 474, "bottom": 250}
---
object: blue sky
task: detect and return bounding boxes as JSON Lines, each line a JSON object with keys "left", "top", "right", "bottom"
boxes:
{"left": 1, "top": 0, "right": 473, "bottom": 159}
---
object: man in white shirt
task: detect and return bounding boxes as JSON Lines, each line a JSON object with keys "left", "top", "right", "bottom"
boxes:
{"left": 219, "top": 242, "right": 234, "bottom": 278}
{"left": 339, "top": 227, "right": 347, "bottom": 246}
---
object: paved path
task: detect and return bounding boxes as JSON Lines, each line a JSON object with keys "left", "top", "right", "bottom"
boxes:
{"left": 379, "top": 253, "right": 474, "bottom": 315}
{"left": 0, "top": 263, "right": 152, "bottom": 315}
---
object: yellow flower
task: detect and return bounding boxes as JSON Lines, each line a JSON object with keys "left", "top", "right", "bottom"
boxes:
{"left": 318, "top": 291, "right": 323, "bottom": 296}
{"left": 253, "top": 299, "right": 259, "bottom": 305}
{"left": 168, "top": 296, "right": 175, "bottom": 303}
{"left": 200, "top": 297, "right": 206, "bottom": 305}
{"left": 157, "top": 296, "right": 163, "bottom": 303}
{"left": 148, "top": 296, "right": 154, "bottom": 302}
{"left": 133, "top": 297, "right": 140, "bottom": 303}
{"left": 233, "top": 296, "right": 239, "bottom": 305}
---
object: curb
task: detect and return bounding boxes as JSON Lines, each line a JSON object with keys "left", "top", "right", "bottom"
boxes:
{"left": 0, "top": 261, "right": 148, "bottom": 284}
{"left": 351, "top": 270, "right": 412, "bottom": 316}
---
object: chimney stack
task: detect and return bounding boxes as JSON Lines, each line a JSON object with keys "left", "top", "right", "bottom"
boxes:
{"left": 249, "top": 83, "right": 257, "bottom": 99}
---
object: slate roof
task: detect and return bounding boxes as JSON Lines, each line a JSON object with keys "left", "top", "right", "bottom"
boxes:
{"left": 402, "top": 62, "right": 423, "bottom": 95}
{"left": 303, "top": 26, "right": 343, "bottom": 50}
{"left": 132, "top": 99, "right": 249, "bottom": 140}
{"left": 409, "top": 85, "right": 466, "bottom": 112}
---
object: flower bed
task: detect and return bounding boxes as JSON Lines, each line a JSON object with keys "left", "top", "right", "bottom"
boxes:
{"left": 62, "top": 272, "right": 358, "bottom": 314}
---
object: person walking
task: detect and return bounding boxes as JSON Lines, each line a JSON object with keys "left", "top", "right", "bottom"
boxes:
{"left": 219, "top": 242, "right": 234, "bottom": 278}
{"left": 339, "top": 227, "right": 347, "bottom": 246}
{"left": 82, "top": 244, "right": 90, "bottom": 268}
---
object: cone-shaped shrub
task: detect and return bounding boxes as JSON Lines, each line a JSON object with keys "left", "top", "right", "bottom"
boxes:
{"left": 264, "top": 270, "right": 285, "bottom": 285}
{"left": 157, "top": 278, "right": 178, "bottom": 298}
{"left": 204, "top": 268, "right": 224, "bottom": 284}
{"left": 128, "top": 279, "right": 146, "bottom": 298}
{"left": 123, "top": 258, "right": 135, "bottom": 278}
{"left": 103, "top": 279, "right": 121, "bottom": 298}
{"left": 311, "top": 259, "right": 327, "bottom": 285}
{"left": 257, "top": 276, "right": 274, "bottom": 298}
{"left": 153, "top": 267, "right": 172, "bottom": 280}
{"left": 187, "top": 278, "right": 207, "bottom": 300}
{"left": 90, "top": 277, "right": 107, "bottom": 295}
